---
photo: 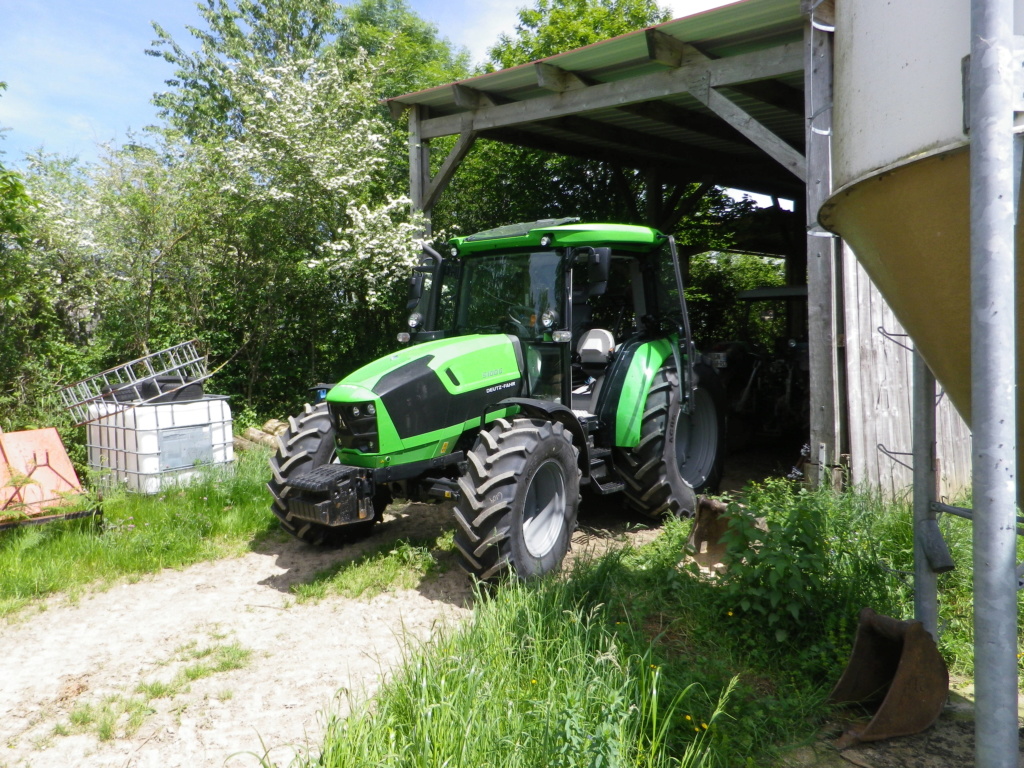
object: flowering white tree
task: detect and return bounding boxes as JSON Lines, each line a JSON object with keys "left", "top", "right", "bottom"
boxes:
{"left": 213, "top": 53, "right": 423, "bottom": 304}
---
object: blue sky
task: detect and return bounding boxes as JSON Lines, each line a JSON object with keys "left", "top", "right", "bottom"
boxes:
{"left": 0, "top": 0, "right": 728, "bottom": 167}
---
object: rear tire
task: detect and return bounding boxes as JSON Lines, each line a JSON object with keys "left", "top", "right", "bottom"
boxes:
{"left": 681, "top": 362, "right": 726, "bottom": 494}
{"left": 616, "top": 361, "right": 723, "bottom": 519}
{"left": 453, "top": 417, "right": 580, "bottom": 581}
{"left": 267, "top": 402, "right": 385, "bottom": 545}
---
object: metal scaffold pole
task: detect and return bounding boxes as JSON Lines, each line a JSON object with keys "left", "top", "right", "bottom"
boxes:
{"left": 912, "top": 351, "right": 939, "bottom": 640}
{"left": 969, "top": 0, "right": 1019, "bottom": 765}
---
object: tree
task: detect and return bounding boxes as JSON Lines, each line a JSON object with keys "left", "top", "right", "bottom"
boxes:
{"left": 149, "top": 0, "right": 468, "bottom": 140}
{"left": 337, "top": 0, "right": 470, "bottom": 97}
{"left": 148, "top": 0, "right": 345, "bottom": 139}
{"left": 142, "top": 0, "right": 468, "bottom": 408}
{"left": 487, "top": 0, "right": 667, "bottom": 70}
{"left": 685, "top": 251, "right": 786, "bottom": 352}
{"left": 198, "top": 53, "right": 424, "bottom": 405}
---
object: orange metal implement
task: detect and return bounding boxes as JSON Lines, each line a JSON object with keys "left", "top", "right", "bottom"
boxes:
{"left": 0, "top": 428, "right": 88, "bottom": 525}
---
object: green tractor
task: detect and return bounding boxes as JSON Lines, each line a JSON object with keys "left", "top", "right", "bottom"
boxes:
{"left": 268, "top": 219, "right": 725, "bottom": 581}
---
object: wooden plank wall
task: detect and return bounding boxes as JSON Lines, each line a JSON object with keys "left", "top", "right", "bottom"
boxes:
{"left": 842, "top": 247, "right": 972, "bottom": 501}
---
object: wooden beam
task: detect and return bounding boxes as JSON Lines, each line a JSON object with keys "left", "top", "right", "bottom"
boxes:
{"left": 675, "top": 45, "right": 806, "bottom": 180}
{"left": 423, "top": 131, "right": 478, "bottom": 212}
{"left": 479, "top": 126, "right": 802, "bottom": 198}
{"left": 695, "top": 87, "right": 806, "bottom": 180}
{"left": 802, "top": 0, "right": 835, "bottom": 29}
{"left": 648, "top": 33, "right": 803, "bottom": 116}
{"left": 452, "top": 84, "right": 509, "bottom": 109}
{"left": 645, "top": 29, "right": 692, "bottom": 68}
{"left": 387, "top": 99, "right": 407, "bottom": 121}
{"left": 730, "top": 81, "right": 805, "bottom": 116}
{"left": 481, "top": 126, "right": 661, "bottom": 170}
{"left": 618, "top": 100, "right": 759, "bottom": 150}
{"left": 418, "top": 41, "right": 803, "bottom": 140}
{"left": 535, "top": 62, "right": 593, "bottom": 92}
{"left": 544, "top": 115, "right": 782, "bottom": 178}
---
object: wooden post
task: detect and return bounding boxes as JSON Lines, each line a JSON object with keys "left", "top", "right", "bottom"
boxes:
{"left": 803, "top": 1, "right": 842, "bottom": 486}
{"left": 408, "top": 105, "right": 432, "bottom": 237}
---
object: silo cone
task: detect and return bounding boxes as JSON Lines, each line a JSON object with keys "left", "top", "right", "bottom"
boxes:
{"left": 829, "top": 607, "right": 949, "bottom": 748}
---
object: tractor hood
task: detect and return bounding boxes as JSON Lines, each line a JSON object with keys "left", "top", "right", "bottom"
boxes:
{"left": 327, "top": 334, "right": 524, "bottom": 447}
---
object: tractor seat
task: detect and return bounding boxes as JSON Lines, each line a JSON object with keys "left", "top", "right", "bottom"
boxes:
{"left": 577, "top": 328, "right": 615, "bottom": 367}
{"left": 572, "top": 328, "right": 615, "bottom": 415}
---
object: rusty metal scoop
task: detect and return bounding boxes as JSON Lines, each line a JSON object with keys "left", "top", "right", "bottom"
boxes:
{"left": 829, "top": 607, "right": 949, "bottom": 748}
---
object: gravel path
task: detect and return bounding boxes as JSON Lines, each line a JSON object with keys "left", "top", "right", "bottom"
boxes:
{"left": 0, "top": 500, "right": 655, "bottom": 768}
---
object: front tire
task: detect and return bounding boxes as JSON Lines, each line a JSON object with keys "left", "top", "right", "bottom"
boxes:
{"left": 453, "top": 417, "right": 580, "bottom": 581}
{"left": 267, "top": 402, "right": 385, "bottom": 545}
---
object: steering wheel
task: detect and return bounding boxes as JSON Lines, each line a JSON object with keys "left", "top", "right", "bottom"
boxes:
{"left": 505, "top": 304, "right": 537, "bottom": 335}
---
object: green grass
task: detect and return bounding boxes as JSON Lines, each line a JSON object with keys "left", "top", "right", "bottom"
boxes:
{"left": 291, "top": 531, "right": 454, "bottom": 602}
{"left": 314, "top": 574, "right": 739, "bottom": 768}
{"left": 0, "top": 448, "right": 277, "bottom": 617}
{"left": 302, "top": 479, "right": 1011, "bottom": 767}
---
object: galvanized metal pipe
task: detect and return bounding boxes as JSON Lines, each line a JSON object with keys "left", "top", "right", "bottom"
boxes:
{"left": 970, "top": 0, "right": 1019, "bottom": 764}
{"left": 912, "top": 351, "right": 939, "bottom": 640}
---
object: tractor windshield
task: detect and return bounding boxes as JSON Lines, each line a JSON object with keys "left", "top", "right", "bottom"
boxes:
{"left": 454, "top": 251, "right": 565, "bottom": 340}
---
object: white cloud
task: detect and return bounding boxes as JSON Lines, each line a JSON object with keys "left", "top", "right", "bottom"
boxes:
{"left": 410, "top": 0, "right": 521, "bottom": 66}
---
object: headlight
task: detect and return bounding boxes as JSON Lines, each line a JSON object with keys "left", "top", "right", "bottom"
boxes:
{"left": 351, "top": 405, "right": 362, "bottom": 417}
{"left": 540, "top": 308, "right": 558, "bottom": 329}
{"left": 367, "top": 403, "right": 376, "bottom": 416}
{"left": 540, "top": 235, "right": 552, "bottom": 246}
{"left": 449, "top": 245, "right": 459, "bottom": 256}
{"left": 408, "top": 312, "right": 423, "bottom": 329}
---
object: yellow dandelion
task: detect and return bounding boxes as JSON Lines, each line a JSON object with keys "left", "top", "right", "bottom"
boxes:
{"left": 727, "top": 611, "right": 733, "bottom": 617}
{"left": 685, "top": 715, "right": 692, "bottom": 721}
{"left": 531, "top": 679, "right": 537, "bottom": 685}
{"left": 701, "top": 723, "right": 708, "bottom": 730}
{"left": 650, "top": 664, "right": 657, "bottom": 669}
{"left": 694, "top": 727, "right": 700, "bottom": 732}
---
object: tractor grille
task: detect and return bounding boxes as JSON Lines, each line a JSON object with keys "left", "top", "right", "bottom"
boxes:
{"left": 328, "top": 401, "right": 379, "bottom": 453}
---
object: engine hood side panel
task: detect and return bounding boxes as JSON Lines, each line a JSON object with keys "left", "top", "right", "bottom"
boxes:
{"left": 327, "top": 335, "right": 524, "bottom": 457}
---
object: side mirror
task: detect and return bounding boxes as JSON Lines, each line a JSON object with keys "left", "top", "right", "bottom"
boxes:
{"left": 406, "top": 271, "right": 424, "bottom": 310}
{"left": 587, "top": 247, "right": 612, "bottom": 297}
{"left": 407, "top": 246, "right": 441, "bottom": 311}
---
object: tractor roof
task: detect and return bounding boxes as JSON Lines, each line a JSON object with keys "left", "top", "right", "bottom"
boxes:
{"left": 449, "top": 219, "right": 665, "bottom": 255}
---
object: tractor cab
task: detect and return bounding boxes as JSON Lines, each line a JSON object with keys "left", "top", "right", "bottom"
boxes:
{"left": 403, "top": 219, "right": 696, "bottom": 440}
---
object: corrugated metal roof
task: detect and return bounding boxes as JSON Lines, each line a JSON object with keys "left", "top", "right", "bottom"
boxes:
{"left": 388, "top": 0, "right": 806, "bottom": 199}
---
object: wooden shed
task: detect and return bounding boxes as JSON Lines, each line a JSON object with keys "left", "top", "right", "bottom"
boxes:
{"left": 385, "top": 0, "right": 972, "bottom": 499}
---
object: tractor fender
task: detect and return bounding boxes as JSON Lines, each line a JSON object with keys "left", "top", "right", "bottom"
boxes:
{"left": 596, "top": 336, "right": 676, "bottom": 448}
{"left": 489, "top": 397, "right": 591, "bottom": 477}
